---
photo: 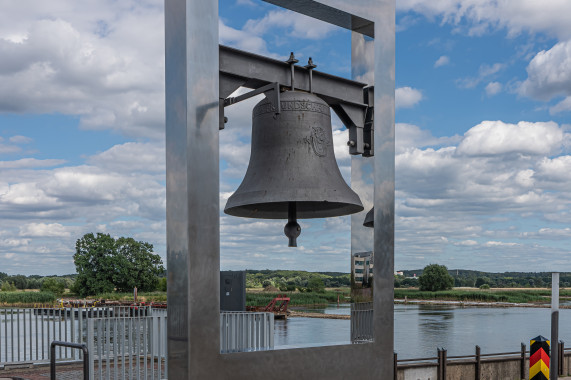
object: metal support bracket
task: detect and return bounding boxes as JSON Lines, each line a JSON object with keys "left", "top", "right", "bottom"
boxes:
{"left": 221, "top": 82, "right": 281, "bottom": 130}
{"left": 218, "top": 45, "right": 374, "bottom": 156}
{"left": 363, "top": 86, "right": 374, "bottom": 157}
{"left": 224, "top": 82, "right": 281, "bottom": 113}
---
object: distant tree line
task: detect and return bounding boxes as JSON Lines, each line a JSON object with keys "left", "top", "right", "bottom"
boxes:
{"left": 0, "top": 272, "right": 74, "bottom": 294}
{"left": 397, "top": 269, "right": 571, "bottom": 288}
{"left": 246, "top": 269, "right": 350, "bottom": 292}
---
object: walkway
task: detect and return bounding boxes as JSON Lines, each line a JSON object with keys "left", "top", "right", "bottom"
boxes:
{"left": 0, "top": 361, "right": 163, "bottom": 380}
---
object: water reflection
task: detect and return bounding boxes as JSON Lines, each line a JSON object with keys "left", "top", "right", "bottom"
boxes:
{"left": 274, "top": 304, "right": 570, "bottom": 358}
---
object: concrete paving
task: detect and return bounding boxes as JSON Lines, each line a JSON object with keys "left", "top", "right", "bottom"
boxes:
{"left": 0, "top": 361, "right": 163, "bottom": 380}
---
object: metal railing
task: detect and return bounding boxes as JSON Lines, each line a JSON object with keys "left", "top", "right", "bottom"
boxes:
{"left": 50, "top": 341, "right": 89, "bottom": 380}
{"left": 0, "top": 306, "right": 151, "bottom": 365}
{"left": 87, "top": 313, "right": 167, "bottom": 380}
{"left": 220, "top": 312, "right": 274, "bottom": 353}
{"left": 350, "top": 302, "right": 373, "bottom": 342}
{"left": 394, "top": 342, "right": 571, "bottom": 380}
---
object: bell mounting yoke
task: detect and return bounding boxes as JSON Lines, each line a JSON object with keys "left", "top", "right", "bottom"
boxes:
{"left": 220, "top": 46, "right": 374, "bottom": 157}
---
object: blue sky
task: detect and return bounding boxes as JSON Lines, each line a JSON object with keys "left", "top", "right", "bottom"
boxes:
{"left": 1, "top": 0, "right": 571, "bottom": 275}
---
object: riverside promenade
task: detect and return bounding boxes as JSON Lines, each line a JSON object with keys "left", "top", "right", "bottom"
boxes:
{"left": 0, "top": 361, "right": 162, "bottom": 380}
{"left": 2, "top": 363, "right": 571, "bottom": 380}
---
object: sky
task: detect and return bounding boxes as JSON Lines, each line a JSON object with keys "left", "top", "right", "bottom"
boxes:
{"left": 1, "top": 0, "right": 571, "bottom": 275}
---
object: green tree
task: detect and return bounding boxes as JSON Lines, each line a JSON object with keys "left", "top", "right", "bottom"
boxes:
{"left": 41, "top": 277, "right": 66, "bottom": 296}
{"left": 418, "top": 264, "right": 454, "bottom": 291}
{"left": 73, "top": 233, "right": 164, "bottom": 296}
{"left": 1, "top": 281, "right": 17, "bottom": 292}
{"left": 307, "top": 277, "right": 325, "bottom": 293}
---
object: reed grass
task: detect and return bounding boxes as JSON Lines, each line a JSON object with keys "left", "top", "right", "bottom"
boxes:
{"left": 394, "top": 288, "right": 559, "bottom": 304}
{"left": 246, "top": 290, "right": 349, "bottom": 307}
{"left": 0, "top": 291, "right": 56, "bottom": 305}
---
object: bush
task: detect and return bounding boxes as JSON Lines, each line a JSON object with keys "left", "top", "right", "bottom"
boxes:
{"left": 1, "top": 281, "right": 17, "bottom": 292}
{"left": 307, "top": 277, "right": 325, "bottom": 293}
{"left": 41, "top": 277, "right": 66, "bottom": 296}
{"left": 479, "top": 284, "right": 490, "bottom": 290}
{"left": 156, "top": 277, "right": 167, "bottom": 292}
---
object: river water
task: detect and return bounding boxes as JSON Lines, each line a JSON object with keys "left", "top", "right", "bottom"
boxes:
{"left": 277, "top": 304, "right": 571, "bottom": 358}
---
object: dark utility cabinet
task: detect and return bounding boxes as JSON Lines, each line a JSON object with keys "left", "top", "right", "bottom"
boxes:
{"left": 220, "top": 271, "right": 246, "bottom": 311}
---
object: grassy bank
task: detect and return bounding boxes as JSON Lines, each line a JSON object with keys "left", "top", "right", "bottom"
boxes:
{"left": 246, "top": 290, "right": 349, "bottom": 307}
{"left": 0, "top": 291, "right": 56, "bottom": 306}
{"left": 395, "top": 288, "right": 571, "bottom": 304}
{"left": 90, "top": 292, "right": 167, "bottom": 302}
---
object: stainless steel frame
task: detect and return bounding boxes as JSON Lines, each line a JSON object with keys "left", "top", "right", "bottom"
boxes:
{"left": 165, "top": 0, "right": 395, "bottom": 378}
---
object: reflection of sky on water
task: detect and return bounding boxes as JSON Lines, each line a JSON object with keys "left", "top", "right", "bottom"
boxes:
{"left": 274, "top": 304, "right": 571, "bottom": 358}
{"left": 291, "top": 303, "right": 351, "bottom": 315}
{"left": 274, "top": 317, "right": 349, "bottom": 349}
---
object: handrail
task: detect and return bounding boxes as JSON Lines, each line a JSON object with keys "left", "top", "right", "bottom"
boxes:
{"left": 50, "top": 341, "right": 89, "bottom": 380}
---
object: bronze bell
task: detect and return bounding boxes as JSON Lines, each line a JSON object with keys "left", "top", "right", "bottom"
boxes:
{"left": 224, "top": 90, "right": 364, "bottom": 246}
{"left": 363, "top": 207, "right": 374, "bottom": 228}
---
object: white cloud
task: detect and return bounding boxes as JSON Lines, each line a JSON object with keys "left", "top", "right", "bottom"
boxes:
{"left": 456, "top": 120, "right": 564, "bottom": 156}
{"left": 519, "top": 40, "right": 571, "bottom": 102}
{"left": 457, "top": 62, "right": 505, "bottom": 89}
{"left": 243, "top": 10, "right": 337, "bottom": 40}
{"left": 434, "top": 55, "right": 450, "bottom": 68}
{"left": 88, "top": 142, "right": 165, "bottom": 174}
{"left": 9, "top": 135, "right": 32, "bottom": 144}
{"left": 550, "top": 96, "right": 571, "bottom": 114}
{"left": 396, "top": 123, "right": 460, "bottom": 154}
{"left": 395, "top": 86, "right": 423, "bottom": 108}
{"left": 485, "top": 81, "right": 502, "bottom": 96}
{"left": 0, "top": 158, "right": 66, "bottom": 169}
{"left": 19, "top": 223, "right": 71, "bottom": 237}
{"left": 219, "top": 20, "right": 272, "bottom": 57}
{"left": 397, "top": 0, "right": 571, "bottom": 39}
{"left": 455, "top": 240, "right": 478, "bottom": 246}
{"left": 0, "top": 6, "right": 165, "bottom": 139}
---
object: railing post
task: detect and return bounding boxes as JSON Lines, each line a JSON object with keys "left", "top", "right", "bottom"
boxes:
{"left": 521, "top": 343, "right": 526, "bottom": 380}
{"left": 475, "top": 345, "right": 481, "bottom": 380}
{"left": 393, "top": 352, "right": 398, "bottom": 380}
{"left": 442, "top": 348, "right": 447, "bottom": 380}
{"left": 559, "top": 341, "right": 565, "bottom": 376}
{"left": 437, "top": 348, "right": 442, "bottom": 380}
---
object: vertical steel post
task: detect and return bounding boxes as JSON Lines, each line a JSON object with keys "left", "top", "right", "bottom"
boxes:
{"left": 393, "top": 352, "right": 398, "bottom": 380}
{"left": 475, "top": 345, "right": 481, "bottom": 380}
{"left": 521, "top": 343, "right": 527, "bottom": 380}
{"left": 552, "top": 272, "right": 560, "bottom": 380}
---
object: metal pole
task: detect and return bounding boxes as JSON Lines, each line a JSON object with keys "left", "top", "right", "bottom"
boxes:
{"left": 521, "top": 343, "right": 526, "bottom": 380}
{"left": 552, "top": 272, "right": 560, "bottom": 380}
{"left": 475, "top": 345, "right": 481, "bottom": 380}
{"left": 393, "top": 352, "right": 398, "bottom": 380}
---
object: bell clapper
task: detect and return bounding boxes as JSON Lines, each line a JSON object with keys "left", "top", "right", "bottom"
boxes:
{"left": 304, "top": 57, "right": 317, "bottom": 94}
{"left": 284, "top": 202, "right": 301, "bottom": 247}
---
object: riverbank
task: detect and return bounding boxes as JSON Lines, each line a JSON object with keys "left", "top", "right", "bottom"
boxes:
{"left": 395, "top": 298, "right": 571, "bottom": 308}
{"left": 395, "top": 288, "right": 571, "bottom": 305}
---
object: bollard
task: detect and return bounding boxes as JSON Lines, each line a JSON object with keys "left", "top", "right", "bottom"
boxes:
{"left": 529, "top": 335, "right": 550, "bottom": 380}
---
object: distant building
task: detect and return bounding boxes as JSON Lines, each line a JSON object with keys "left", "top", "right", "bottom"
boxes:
{"left": 352, "top": 251, "right": 373, "bottom": 286}
{"left": 394, "top": 271, "right": 404, "bottom": 276}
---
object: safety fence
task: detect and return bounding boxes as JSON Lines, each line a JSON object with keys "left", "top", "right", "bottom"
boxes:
{"left": 220, "top": 312, "right": 274, "bottom": 353}
{"left": 87, "top": 313, "right": 167, "bottom": 380}
{"left": 394, "top": 342, "right": 571, "bottom": 380}
{"left": 0, "top": 306, "right": 150, "bottom": 364}
{"left": 2, "top": 307, "right": 274, "bottom": 379}
{"left": 350, "top": 302, "right": 373, "bottom": 342}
